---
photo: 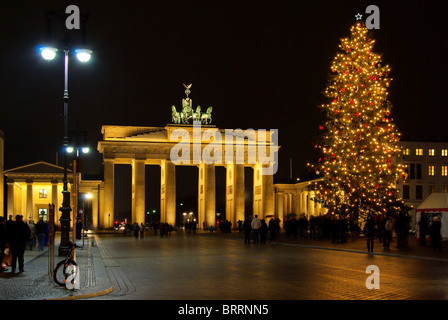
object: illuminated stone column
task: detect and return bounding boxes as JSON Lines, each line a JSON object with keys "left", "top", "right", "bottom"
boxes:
{"left": 276, "top": 192, "right": 284, "bottom": 222}
{"left": 26, "top": 180, "right": 33, "bottom": 219}
{"left": 198, "top": 162, "right": 215, "bottom": 229}
{"left": 103, "top": 159, "right": 115, "bottom": 229}
{"left": 253, "top": 163, "right": 274, "bottom": 219}
{"left": 308, "top": 191, "right": 315, "bottom": 218}
{"left": 300, "top": 191, "right": 307, "bottom": 214}
{"left": 225, "top": 163, "right": 244, "bottom": 228}
{"left": 51, "top": 180, "right": 59, "bottom": 226}
{"left": 293, "top": 193, "right": 299, "bottom": 215}
{"left": 7, "top": 181, "right": 14, "bottom": 217}
{"left": 132, "top": 159, "right": 146, "bottom": 224}
{"left": 91, "top": 189, "right": 99, "bottom": 229}
{"left": 160, "top": 160, "right": 176, "bottom": 226}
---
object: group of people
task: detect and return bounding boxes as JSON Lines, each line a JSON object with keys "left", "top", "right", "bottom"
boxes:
{"left": 417, "top": 212, "right": 442, "bottom": 252}
{"left": 238, "top": 210, "right": 443, "bottom": 253}
{"left": 124, "top": 222, "right": 174, "bottom": 238}
{"left": 0, "top": 215, "right": 48, "bottom": 273}
{"left": 242, "top": 215, "right": 281, "bottom": 244}
{"left": 363, "top": 210, "right": 443, "bottom": 253}
{"left": 283, "top": 214, "right": 357, "bottom": 243}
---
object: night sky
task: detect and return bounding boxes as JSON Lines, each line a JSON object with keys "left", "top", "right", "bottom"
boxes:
{"left": 1, "top": 0, "right": 447, "bottom": 218}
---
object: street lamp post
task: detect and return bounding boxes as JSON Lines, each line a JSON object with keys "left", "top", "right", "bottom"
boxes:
{"left": 40, "top": 46, "right": 92, "bottom": 256}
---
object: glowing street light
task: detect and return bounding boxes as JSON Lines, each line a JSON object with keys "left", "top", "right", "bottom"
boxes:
{"left": 75, "top": 49, "right": 92, "bottom": 62}
{"left": 40, "top": 46, "right": 93, "bottom": 257}
{"left": 40, "top": 46, "right": 58, "bottom": 61}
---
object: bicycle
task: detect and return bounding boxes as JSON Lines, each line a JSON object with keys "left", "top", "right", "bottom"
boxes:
{"left": 53, "top": 241, "right": 78, "bottom": 287}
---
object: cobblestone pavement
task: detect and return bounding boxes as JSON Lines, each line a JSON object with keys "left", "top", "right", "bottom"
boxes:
{"left": 0, "top": 236, "right": 112, "bottom": 300}
{"left": 91, "top": 231, "right": 448, "bottom": 300}
{"left": 1, "top": 230, "right": 447, "bottom": 301}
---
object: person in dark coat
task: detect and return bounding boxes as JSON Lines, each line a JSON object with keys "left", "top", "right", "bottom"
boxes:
{"left": 35, "top": 217, "right": 47, "bottom": 251}
{"left": 430, "top": 216, "right": 442, "bottom": 252}
{"left": 0, "top": 217, "right": 8, "bottom": 272}
{"left": 8, "top": 215, "right": 31, "bottom": 273}
{"left": 259, "top": 219, "right": 268, "bottom": 244}
{"left": 243, "top": 218, "right": 252, "bottom": 244}
{"left": 418, "top": 213, "right": 428, "bottom": 246}
{"left": 268, "top": 218, "right": 277, "bottom": 242}
{"left": 363, "top": 214, "right": 375, "bottom": 253}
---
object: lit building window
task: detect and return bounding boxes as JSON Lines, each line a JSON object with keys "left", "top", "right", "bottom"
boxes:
{"left": 428, "top": 165, "right": 435, "bottom": 176}
{"left": 442, "top": 149, "right": 448, "bottom": 156}
{"left": 443, "top": 185, "right": 448, "bottom": 193}
{"left": 39, "top": 189, "right": 48, "bottom": 198}
{"left": 403, "top": 148, "right": 410, "bottom": 156}
{"left": 416, "top": 149, "right": 423, "bottom": 156}
{"left": 429, "top": 149, "right": 435, "bottom": 156}
{"left": 443, "top": 166, "right": 448, "bottom": 176}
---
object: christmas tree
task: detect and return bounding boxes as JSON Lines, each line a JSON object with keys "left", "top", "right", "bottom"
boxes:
{"left": 309, "top": 20, "right": 406, "bottom": 222}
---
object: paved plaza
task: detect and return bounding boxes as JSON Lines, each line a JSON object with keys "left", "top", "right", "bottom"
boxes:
{"left": 92, "top": 231, "right": 448, "bottom": 300}
{"left": 1, "top": 230, "right": 448, "bottom": 303}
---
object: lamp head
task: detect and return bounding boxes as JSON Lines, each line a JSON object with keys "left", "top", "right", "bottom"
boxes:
{"left": 66, "top": 146, "right": 74, "bottom": 153}
{"left": 75, "top": 49, "right": 92, "bottom": 62}
{"left": 40, "top": 47, "right": 58, "bottom": 61}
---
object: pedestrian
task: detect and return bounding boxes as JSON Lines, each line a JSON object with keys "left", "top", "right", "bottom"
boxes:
{"left": 139, "top": 223, "right": 145, "bottom": 238}
{"left": 35, "top": 217, "right": 47, "bottom": 251}
{"left": 339, "top": 215, "right": 348, "bottom": 243}
{"left": 251, "top": 215, "right": 261, "bottom": 244}
{"left": 5, "top": 215, "right": 14, "bottom": 230}
{"left": 243, "top": 218, "right": 252, "bottom": 244}
{"left": 395, "top": 211, "right": 409, "bottom": 249}
{"left": 309, "top": 215, "right": 317, "bottom": 240}
{"left": 27, "top": 218, "right": 36, "bottom": 250}
{"left": 8, "top": 215, "right": 31, "bottom": 273}
{"left": 0, "top": 217, "right": 8, "bottom": 272}
{"left": 237, "top": 220, "right": 243, "bottom": 232}
{"left": 260, "top": 219, "right": 268, "bottom": 244}
{"left": 133, "top": 223, "right": 139, "bottom": 238}
{"left": 430, "top": 215, "right": 442, "bottom": 252}
{"left": 76, "top": 219, "right": 83, "bottom": 240}
{"left": 364, "top": 214, "right": 375, "bottom": 253}
{"left": 382, "top": 215, "right": 393, "bottom": 250}
{"left": 298, "top": 214, "right": 308, "bottom": 240}
{"left": 268, "top": 218, "right": 277, "bottom": 242}
{"left": 376, "top": 214, "right": 385, "bottom": 244}
{"left": 418, "top": 213, "right": 428, "bottom": 246}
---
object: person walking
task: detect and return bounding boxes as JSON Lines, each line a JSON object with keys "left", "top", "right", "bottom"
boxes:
{"left": 268, "top": 218, "right": 277, "bottom": 242}
{"left": 8, "top": 215, "right": 31, "bottom": 273}
{"left": 0, "top": 217, "right": 8, "bottom": 272}
{"left": 364, "top": 214, "right": 375, "bottom": 253}
{"left": 418, "top": 213, "right": 428, "bottom": 246}
{"left": 430, "top": 216, "right": 442, "bottom": 252}
{"left": 133, "top": 223, "right": 139, "bottom": 239}
{"left": 251, "top": 215, "right": 261, "bottom": 244}
{"left": 382, "top": 215, "right": 393, "bottom": 250}
{"left": 260, "top": 219, "right": 268, "bottom": 244}
{"left": 139, "top": 223, "right": 145, "bottom": 238}
{"left": 27, "top": 218, "right": 36, "bottom": 250}
{"left": 35, "top": 217, "right": 47, "bottom": 251}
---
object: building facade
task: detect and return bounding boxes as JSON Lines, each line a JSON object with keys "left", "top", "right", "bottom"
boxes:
{"left": 396, "top": 140, "right": 448, "bottom": 227}
{"left": 97, "top": 124, "right": 278, "bottom": 229}
{"left": 3, "top": 161, "right": 100, "bottom": 229}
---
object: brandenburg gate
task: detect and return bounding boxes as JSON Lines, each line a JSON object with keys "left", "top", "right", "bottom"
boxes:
{"left": 97, "top": 85, "right": 278, "bottom": 229}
